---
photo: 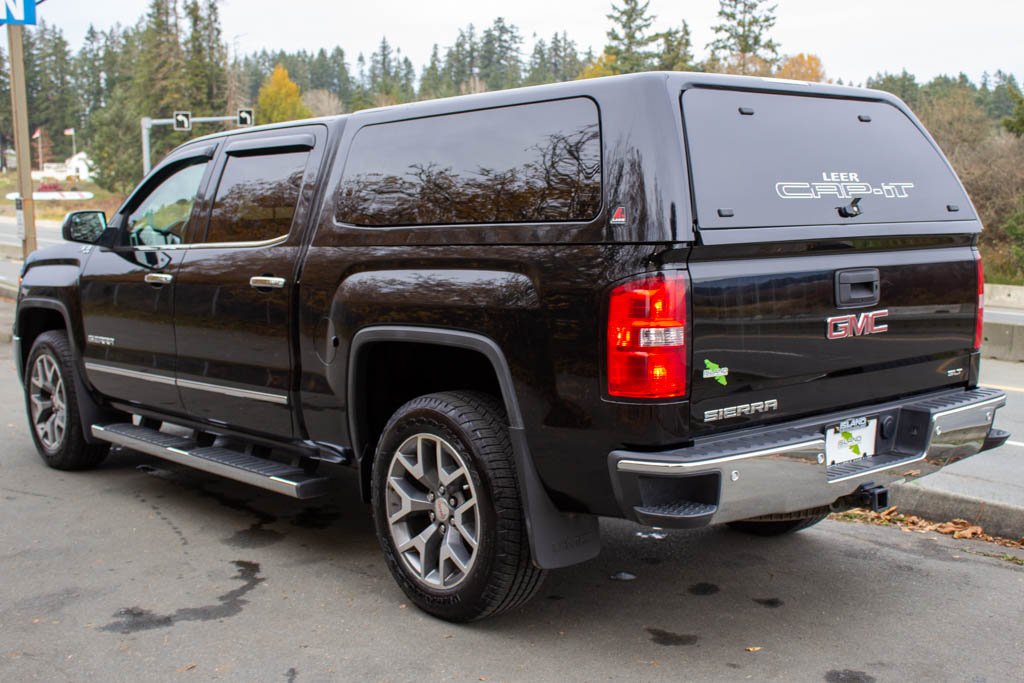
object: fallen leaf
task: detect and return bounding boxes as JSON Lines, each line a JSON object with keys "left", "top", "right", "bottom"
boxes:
{"left": 745, "top": 646, "right": 763, "bottom": 652}
{"left": 831, "top": 509, "right": 1022, "bottom": 550}
{"left": 902, "top": 469, "right": 922, "bottom": 477}
{"left": 175, "top": 664, "right": 197, "bottom": 673}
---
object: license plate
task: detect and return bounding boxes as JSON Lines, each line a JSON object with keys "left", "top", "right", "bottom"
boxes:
{"left": 825, "top": 416, "right": 877, "bottom": 466}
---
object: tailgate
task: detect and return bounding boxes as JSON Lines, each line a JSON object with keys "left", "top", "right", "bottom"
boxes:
{"left": 681, "top": 87, "right": 980, "bottom": 434}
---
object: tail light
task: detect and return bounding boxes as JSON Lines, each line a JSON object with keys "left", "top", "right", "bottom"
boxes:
{"left": 974, "top": 256, "right": 984, "bottom": 351}
{"left": 607, "top": 271, "right": 688, "bottom": 399}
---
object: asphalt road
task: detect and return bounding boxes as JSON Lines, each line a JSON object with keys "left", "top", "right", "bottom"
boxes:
{"left": 0, "top": 216, "right": 63, "bottom": 249}
{"left": 2, "top": 349, "right": 1024, "bottom": 682}
{"left": 0, "top": 258, "right": 19, "bottom": 291}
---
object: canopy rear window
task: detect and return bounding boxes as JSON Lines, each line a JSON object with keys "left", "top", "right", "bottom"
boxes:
{"left": 681, "top": 88, "right": 974, "bottom": 229}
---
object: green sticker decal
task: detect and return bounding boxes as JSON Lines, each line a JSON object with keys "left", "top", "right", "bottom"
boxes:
{"left": 841, "top": 431, "right": 861, "bottom": 455}
{"left": 703, "top": 359, "right": 729, "bottom": 386}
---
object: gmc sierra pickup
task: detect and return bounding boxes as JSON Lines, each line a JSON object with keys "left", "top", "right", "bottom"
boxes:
{"left": 14, "top": 72, "right": 1008, "bottom": 622}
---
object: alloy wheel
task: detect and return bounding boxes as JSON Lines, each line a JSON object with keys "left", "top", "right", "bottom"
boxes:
{"left": 385, "top": 433, "right": 481, "bottom": 589}
{"left": 29, "top": 352, "right": 67, "bottom": 451}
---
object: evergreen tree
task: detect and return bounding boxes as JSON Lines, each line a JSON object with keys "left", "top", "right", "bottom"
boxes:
{"left": 1004, "top": 86, "right": 1024, "bottom": 138}
{"left": 979, "top": 70, "right": 1020, "bottom": 120}
{"left": 444, "top": 25, "right": 479, "bottom": 93}
{"left": 328, "top": 47, "right": 353, "bottom": 107}
{"left": 524, "top": 38, "right": 551, "bottom": 86}
{"left": 548, "top": 32, "right": 582, "bottom": 81}
{"left": 133, "top": 0, "right": 188, "bottom": 161}
{"left": 866, "top": 70, "right": 920, "bottom": 110}
{"left": 478, "top": 18, "right": 522, "bottom": 91}
{"left": 183, "top": 0, "right": 227, "bottom": 116}
{"left": 419, "top": 45, "right": 451, "bottom": 99}
{"left": 91, "top": 84, "right": 142, "bottom": 192}
{"left": 24, "top": 21, "right": 79, "bottom": 161}
{"left": 707, "top": 0, "right": 780, "bottom": 75}
{"left": 257, "top": 64, "right": 313, "bottom": 123}
{"left": 605, "top": 0, "right": 658, "bottom": 74}
{"left": 309, "top": 48, "right": 333, "bottom": 91}
{"left": 655, "top": 21, "right": 695, "bottom": 72}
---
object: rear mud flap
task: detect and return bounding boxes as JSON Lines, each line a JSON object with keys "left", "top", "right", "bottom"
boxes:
{"left": 509, "top": 428, "right": 600, "bottom": 569}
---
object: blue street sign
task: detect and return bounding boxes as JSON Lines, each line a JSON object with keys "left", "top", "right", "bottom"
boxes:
{"left": 2, "top": 0, "right": 37, "bottom": 25}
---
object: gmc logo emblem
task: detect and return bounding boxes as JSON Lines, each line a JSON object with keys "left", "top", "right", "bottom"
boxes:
{"left": 827, "top": 309, "right": 889, "bottom": 340}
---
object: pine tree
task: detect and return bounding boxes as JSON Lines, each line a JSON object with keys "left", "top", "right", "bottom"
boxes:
{"left": 981, "top": 71, "right": 1021, "bottom": 120}
{"left": 1004, "top": 86, "right": 1024, "bottom": 138}
{"left": 257, "top": 64, "right": 312, "bottom": 123}
{"left": 183, "top": 1, "right": 212, "bottom": 111}
{"left": 444, "top": 25, "right": 479, "bottom": 93}
{"left": 655, "top": 21, "right": 694, "bottom": 72}
{"left": 706, "top": 0, "right": 780, "bottom": 75}
{"left": 548, "top": 32, "right": 582, "bottom": 81}
{"left": 524, "top": 38, "right": 551, "bottom": 86}
{"left": 133, "top": 0, "right": 188, "bottom": 161}
{"left": 419, "top": 45, "right": 450, "bottom": 99}
{"left": 866, "top": 70, "right": 920, "bottom": 110}
{"left": 328, "top": 47, "right": 353, "bottom": 107}
{"left": 605, "top": 0, "right": 658, "bottom": 74}
{"left": 478, "top": 18, "right": 522, "bottom": 91}
{"left": 89, "top": 26, "right": 144, "bottom": 191}
{"left": 24, "top": 21, "right": 79, "bottom": 160}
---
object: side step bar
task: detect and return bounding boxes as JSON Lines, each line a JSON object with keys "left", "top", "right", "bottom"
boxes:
{"left": 92, "top": 423, "right": 331, "bottom": 499}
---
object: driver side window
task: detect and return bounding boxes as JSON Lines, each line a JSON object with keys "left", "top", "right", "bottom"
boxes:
{"left": 124, "top": 161, "right": 208, "bottom": 247}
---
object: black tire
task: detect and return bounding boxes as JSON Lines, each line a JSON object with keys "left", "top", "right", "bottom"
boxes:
{"left": 24, "top": 330, "right": 109, "bottom": 470}
{"left": 726, "top": 514, "right": 828, "bottom": 537}
{"left": 371, "top": 391, "right": 545, "bottom": 622}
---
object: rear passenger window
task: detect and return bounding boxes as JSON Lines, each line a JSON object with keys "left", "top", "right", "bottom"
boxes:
{"left": 204, "top": 150, "right": 309, "bottom": 244}
{"left": 336, "top": 97, "right": 601, "bottom": 226}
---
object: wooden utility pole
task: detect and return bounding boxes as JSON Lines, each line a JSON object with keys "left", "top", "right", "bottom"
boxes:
{"left": 7, "top": 23, "right": 36, "bottom": 257}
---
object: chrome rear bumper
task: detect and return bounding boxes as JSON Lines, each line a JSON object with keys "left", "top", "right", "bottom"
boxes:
{"left": 608, "top": 387, "right": 1006, "bottom": 528}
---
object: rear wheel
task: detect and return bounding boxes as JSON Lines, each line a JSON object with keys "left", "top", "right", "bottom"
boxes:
{"left": 25, "top": 331, "right": 109, "bottom": 470}
{"left": 371, "top": 391, "right": 545, "bottom": 622}
{"left": 726, "top": 514, "right": 828, "bottom": 537}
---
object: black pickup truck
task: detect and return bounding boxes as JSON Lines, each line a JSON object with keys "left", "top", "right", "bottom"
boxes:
{"left": 14, "top": 72, "right": 1008, "bottom": 621}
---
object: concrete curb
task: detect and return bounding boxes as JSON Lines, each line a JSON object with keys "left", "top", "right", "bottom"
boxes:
{"left": 890, "top": 482, "right": 1024, "bottom": 540}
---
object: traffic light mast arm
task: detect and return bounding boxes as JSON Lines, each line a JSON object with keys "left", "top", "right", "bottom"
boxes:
{"left": 139, "top": 113, "right": 253, "bottom": 176}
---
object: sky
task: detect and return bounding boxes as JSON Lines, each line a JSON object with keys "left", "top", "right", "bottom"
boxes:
{"left": 31, "top": 0, "right": 1024, "bottom": 86}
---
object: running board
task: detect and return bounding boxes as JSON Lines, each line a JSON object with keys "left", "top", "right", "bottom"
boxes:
{"left": 91, "top": 423, "right": 330, "bottom": 499}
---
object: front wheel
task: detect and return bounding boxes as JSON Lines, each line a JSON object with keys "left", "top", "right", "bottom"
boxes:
{"left": 24, "top": 330, "right": 109, "bottom": 470}
{"left": 371, "top": 391, "right": 545, "bottom": 622}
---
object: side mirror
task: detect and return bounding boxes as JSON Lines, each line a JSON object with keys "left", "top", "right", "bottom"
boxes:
{"left": 62, "top": 210, "right": 107, "bottom": 244}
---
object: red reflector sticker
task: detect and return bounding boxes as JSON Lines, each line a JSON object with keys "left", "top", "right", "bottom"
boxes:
{"left": 611, "top": 206, "right": 626, "bottom": 224}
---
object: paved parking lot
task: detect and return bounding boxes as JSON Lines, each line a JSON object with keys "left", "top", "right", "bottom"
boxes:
{"left": 1, "top": 342, "right": 1022, "bottom": 682}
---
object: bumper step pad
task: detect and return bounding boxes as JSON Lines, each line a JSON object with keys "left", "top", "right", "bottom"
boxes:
{"left": 634, "top": 500, "right": 718, "bottom": 527}
{"left": 91, "top": 423, "right": 330, "bottom": 499}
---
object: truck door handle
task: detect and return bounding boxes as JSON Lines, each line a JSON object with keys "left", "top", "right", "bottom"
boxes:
{"left": 144, "top": 272, "right": 173, "bottom": 286}
{"left": 249, "top": 276, "right": 287, "bottom": 290}
{"left": 835, "top": 268, "right": 880, "bottom": 308}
